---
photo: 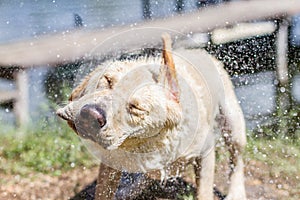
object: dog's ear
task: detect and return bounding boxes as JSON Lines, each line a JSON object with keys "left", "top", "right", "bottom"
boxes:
{"left": 159, "top": 33, "right": 180, "bottom": 103}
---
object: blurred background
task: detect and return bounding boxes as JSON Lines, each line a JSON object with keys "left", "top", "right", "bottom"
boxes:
{"left": 0, "top": 0, "right": 299, "bottom": 130}
{"left": 0, "top": 0, "right": 299, "bottom": 199}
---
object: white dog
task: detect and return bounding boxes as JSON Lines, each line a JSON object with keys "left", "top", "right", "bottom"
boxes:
{"left": 57, "top": 34, "right": 247, "bottom": 200}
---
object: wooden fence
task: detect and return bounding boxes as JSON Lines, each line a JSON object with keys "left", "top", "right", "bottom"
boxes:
{"left": 0, "top": 0, "right": 300, "bottom": 127}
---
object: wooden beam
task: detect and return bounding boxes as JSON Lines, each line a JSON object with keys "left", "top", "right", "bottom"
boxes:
{"left": 275, "top": 19, "right": 291, "bottom": 136}
{"left": 211, "top": 22, "right": 277, "bottom": 44}
{"left": 14, "top": 70, "right": 29, "bottom": 127}
{"left": 276, "top": 20, "right": 289, "bottom": 85}
{"left": 0, "top": 0, "right": 299, "bottom": 67}
{"left": 0, "top": 91, "right": 18, "bottom": 102}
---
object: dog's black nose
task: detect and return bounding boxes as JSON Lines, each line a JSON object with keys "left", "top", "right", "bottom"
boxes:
{"left": 79, "top": 104, "right": 106, "bottom": 129}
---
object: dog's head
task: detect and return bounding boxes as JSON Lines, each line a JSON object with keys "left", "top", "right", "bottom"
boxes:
{"left": 56, "top": 34, "right": 182, "bottom": 152}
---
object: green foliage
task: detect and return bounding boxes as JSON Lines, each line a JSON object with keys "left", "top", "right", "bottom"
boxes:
{"left": 181, "top": 194, "right": 194, "bottom": 200}
{"left": 246, "top": 136, "right": 300, "bottom": 178}
{"left": 0, "top": 121, "right": 96, "bottom": 176}
{"left": 253, "top": 104, "right": 300, "bottom": 141}
{"left": 246, "top": 136, "right": 300, "bottom": 198}
{"left": 44, "top": 61, "right": 83, "bottom": 104}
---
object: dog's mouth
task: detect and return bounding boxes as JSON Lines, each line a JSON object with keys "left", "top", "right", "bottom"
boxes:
{"left": 75, "top": 123, "right": 150, "bottom": 151}
{"left": 105, "top": 127, "right": 146, "bottom": 150}
{"left": 75, "top": 119, "right": 164, "bottom": 152}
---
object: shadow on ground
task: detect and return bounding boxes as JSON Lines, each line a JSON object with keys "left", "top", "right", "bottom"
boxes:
{"left": 71, "top": 172, "right": 226, "bottom": 200}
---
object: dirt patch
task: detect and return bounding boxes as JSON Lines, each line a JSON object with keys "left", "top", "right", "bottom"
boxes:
{"left": 0, "top": 160, "right": 299, "bottom": 200}
{"left": 0, "top": 167, "right": 98, "bottom": 200}
{"left": 215, "top": 159, "right": 299, "bottom": 200}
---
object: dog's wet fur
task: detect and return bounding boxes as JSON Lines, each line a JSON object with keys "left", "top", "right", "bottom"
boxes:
{"left": 57, "top": 34, "right": 247, "bottom": 200}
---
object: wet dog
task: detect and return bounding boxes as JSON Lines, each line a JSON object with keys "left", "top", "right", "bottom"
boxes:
{"left": 57, "top": 34, "right": 247, "bottom": 200}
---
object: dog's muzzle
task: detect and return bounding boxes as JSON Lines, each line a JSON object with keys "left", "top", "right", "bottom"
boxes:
{"left": 75, "top": 104, "right": 107, "bottom": 140}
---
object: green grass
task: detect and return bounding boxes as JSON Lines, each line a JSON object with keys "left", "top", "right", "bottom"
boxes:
{"left": 1, "top": 122, "right": 299, "bottom": 177}
{"left": 0, "top": 120, "right": 96, "bottom": 176}
{"left": 246, "top": 136, "right": 300, "bottom": 198}
{"left": 246, "top": 136, "right": 300, "bottom": 178}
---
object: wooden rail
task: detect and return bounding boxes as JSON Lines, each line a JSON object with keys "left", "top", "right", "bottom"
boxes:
{"left": 0, "top": 0, "right": 300, "bottom": 127}
{"left": 0, "top": 0, "right": 299, "bottom": 67}
{"left": 0, "top": 90, "right": 18, "bottom": 102}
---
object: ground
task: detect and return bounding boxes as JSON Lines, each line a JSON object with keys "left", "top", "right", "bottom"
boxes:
{"left": 0, "top": 158, "right": 299, "bottom": 200}
{"left": 0, "top": 129, "right": 299, "bottom": 200}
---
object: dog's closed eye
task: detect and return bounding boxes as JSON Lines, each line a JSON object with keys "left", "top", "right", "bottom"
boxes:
{"left": 127, "top": 101, "right": 148, "bottom": 117}
{"left": 104, "top": 75, "right": 114, "bottom": 89}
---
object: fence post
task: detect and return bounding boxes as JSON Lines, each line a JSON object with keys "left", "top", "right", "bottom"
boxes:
{"left": 142, "top": 0, "right": 151, "bottom": 19}
{"left": 275, "top": 19, "right": 291, "bottom": 137}
{"left": 14, "top": 69, "right": 29, "bottom": 128}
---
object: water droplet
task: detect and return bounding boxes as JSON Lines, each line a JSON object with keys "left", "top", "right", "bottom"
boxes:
{"left": 70, "top": 162, "right": 75, "bottom": 168}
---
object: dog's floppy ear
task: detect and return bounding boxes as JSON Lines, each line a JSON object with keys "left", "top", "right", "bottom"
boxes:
{"left": 159, "top": 33, "right": 180, "bottom": 102}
